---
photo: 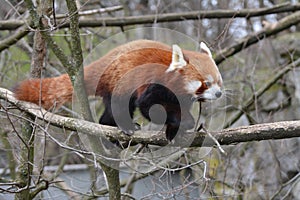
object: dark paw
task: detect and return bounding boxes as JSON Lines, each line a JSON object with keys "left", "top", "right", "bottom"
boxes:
{"left": 120, "top": 123, "right": 141, "bottom": 136}
{"left": 121, "top": 128, "right": 135, "bottom": 136}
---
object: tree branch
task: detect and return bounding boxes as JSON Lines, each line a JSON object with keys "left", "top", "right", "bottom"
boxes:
{"left": 0, "top": 3, "right": 299, "bottom": 30}
{"left": 0, "top": 24, "right": 30, "bottom": 52}
{"left": 65, "top": 0, "right": 93, "bottom": 121}
{"left": 1, "top": 87, "right": 299, "bottom": 147}
{"left": 223, "top": 58, "right": 300, "bottom": 128}
{"left": 215, "top": 10, "right": 300, "bottom": 64}
{"left": 55, "top": 5, "right": 123, "bottom": 19}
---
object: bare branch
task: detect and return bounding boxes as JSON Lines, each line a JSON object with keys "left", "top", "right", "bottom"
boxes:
{"left": 215, "top": 11, "right": 300, "bottom": 64}
{"left": 0, "top": 3, "right": 299, "bottom": 30}
{"left": 65, "top": 0, "right": 93, "bottom": 121}
{"left": 55, "top": 5, "right": 123, "bottom": 19}
{"left": 0, "top": 24, "right": 30, "bottom": 52}
{"left": 223, "top": 58, "right": 300, "bottom": 128}
{"left": 1, "top": 87, "right": 300, "bottom": 148}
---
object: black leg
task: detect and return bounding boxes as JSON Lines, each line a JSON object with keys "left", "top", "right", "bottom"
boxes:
{"left": 99, "top": 107, "right": 117, "bottom": 126}
{"left": 110, "top": 94, "right": 138, "bottom": 136}
{"left": 138, "top": 84, "right": 179, "bottom": 124}
{"left": 164, "top": 110, "right": 194, "bottom": 141}
{"left": 166, "top": 124, "right": 178, "bottom": 141}
{"left": 99, "top": 94, "right": 138, "bottom": 135}
{"left": 138, "top": 87, "right": 157, "bottom": 122}
{"left": 99, "top": 95, "right": 117, "bottom": 126}
{"left": 137, "top": 84, "right": 195, "bottom": 140}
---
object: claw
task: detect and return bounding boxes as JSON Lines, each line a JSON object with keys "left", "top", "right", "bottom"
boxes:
{"left": 134, "top": 123, "right": 141, "bottom": 131}
{"left": 121, "top": 129, "right": 134, "bottom": 136}
{"left": 120, "top": 123, "right": 141, "bottom": 136}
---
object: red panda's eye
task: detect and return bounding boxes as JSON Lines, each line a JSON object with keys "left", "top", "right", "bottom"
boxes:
{"left": 204, "top": 81, "right": 212, "bottom": 87}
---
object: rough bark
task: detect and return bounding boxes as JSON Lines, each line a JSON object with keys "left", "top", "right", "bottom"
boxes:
{"left": 1, "top": 87, "right": 299, "bottom": 148}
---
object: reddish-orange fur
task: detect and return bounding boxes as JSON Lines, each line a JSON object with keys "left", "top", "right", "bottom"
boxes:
{"left": 14, "top": 40, "right": 222, "bottom": 140}
{"left": 14, "top": 74, "right": 73, "bottom": 109}
{"left": 15, "top": 40, "right": 219, "bottom": 109}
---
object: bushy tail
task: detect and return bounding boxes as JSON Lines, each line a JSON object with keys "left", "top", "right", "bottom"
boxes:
{"left": 14, "top": 74, "right": 73, "bottom": 110}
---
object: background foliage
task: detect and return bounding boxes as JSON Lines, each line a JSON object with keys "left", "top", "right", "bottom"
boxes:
{"left": 0, "top": 0, "right": 299, "bottom": 199}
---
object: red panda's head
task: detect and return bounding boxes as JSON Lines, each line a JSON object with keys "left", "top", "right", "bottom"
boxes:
{"left": 166, "top": 42, "right": 223, "bottom": 102}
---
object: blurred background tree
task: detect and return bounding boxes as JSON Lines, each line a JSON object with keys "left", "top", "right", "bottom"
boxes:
{"left": 0, "top": 0, "right": 299, "bottom": 199}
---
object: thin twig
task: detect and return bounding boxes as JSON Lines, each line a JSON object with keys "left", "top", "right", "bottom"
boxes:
{"left": 200, "top": 126, "right": 227, "bottom": 155}
{"left": 215, "top": 11, "right": 300, "bottom": 64}
{"left": 194, "top": 102, "right": 202, "bottom": 132}
{"left": 223, "top": 58, "right": 300, "bottom": 128}
{"left": 270, "top": 172, "right": 300, "bottom": 200}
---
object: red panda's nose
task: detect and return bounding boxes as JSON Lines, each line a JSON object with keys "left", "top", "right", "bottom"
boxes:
{"left": 215, "top": 91, "right": 222, "bottom": 98}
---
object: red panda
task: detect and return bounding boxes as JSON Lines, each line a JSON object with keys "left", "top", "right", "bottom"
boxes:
{"left": 14, "top": 40, "right": 222, "bottom": 141}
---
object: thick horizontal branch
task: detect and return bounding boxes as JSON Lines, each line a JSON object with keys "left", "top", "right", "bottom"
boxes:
{"left": 0, "top": 3, "right": 299, "bottom": 30}
{"left": 1, "top": 87, "right": 299, "bottom": 147}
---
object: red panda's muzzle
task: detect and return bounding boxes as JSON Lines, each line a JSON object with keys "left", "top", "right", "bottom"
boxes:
{"left": 191, "top": 89, "right": 222, "bottom": 102}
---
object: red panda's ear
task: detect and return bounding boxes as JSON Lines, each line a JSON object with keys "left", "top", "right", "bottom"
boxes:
{"left": 200, "top": 42, "right": 212, "bottom": 58}
{"left": 166, "top": 44, "right": 187, "bottom": 72}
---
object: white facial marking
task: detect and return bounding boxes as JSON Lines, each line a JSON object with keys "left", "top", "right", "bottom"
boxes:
{"left": 166, "top": 44, "right": 187, "bottom": 73}
{"left": 185, "top": 80, "right": 202, "bottom": 94}
{"left": 202, "top": 83, "right": 222, "bottom": 100}
{"left": 200, "top": 42, "right": 212, "bottom": 58}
